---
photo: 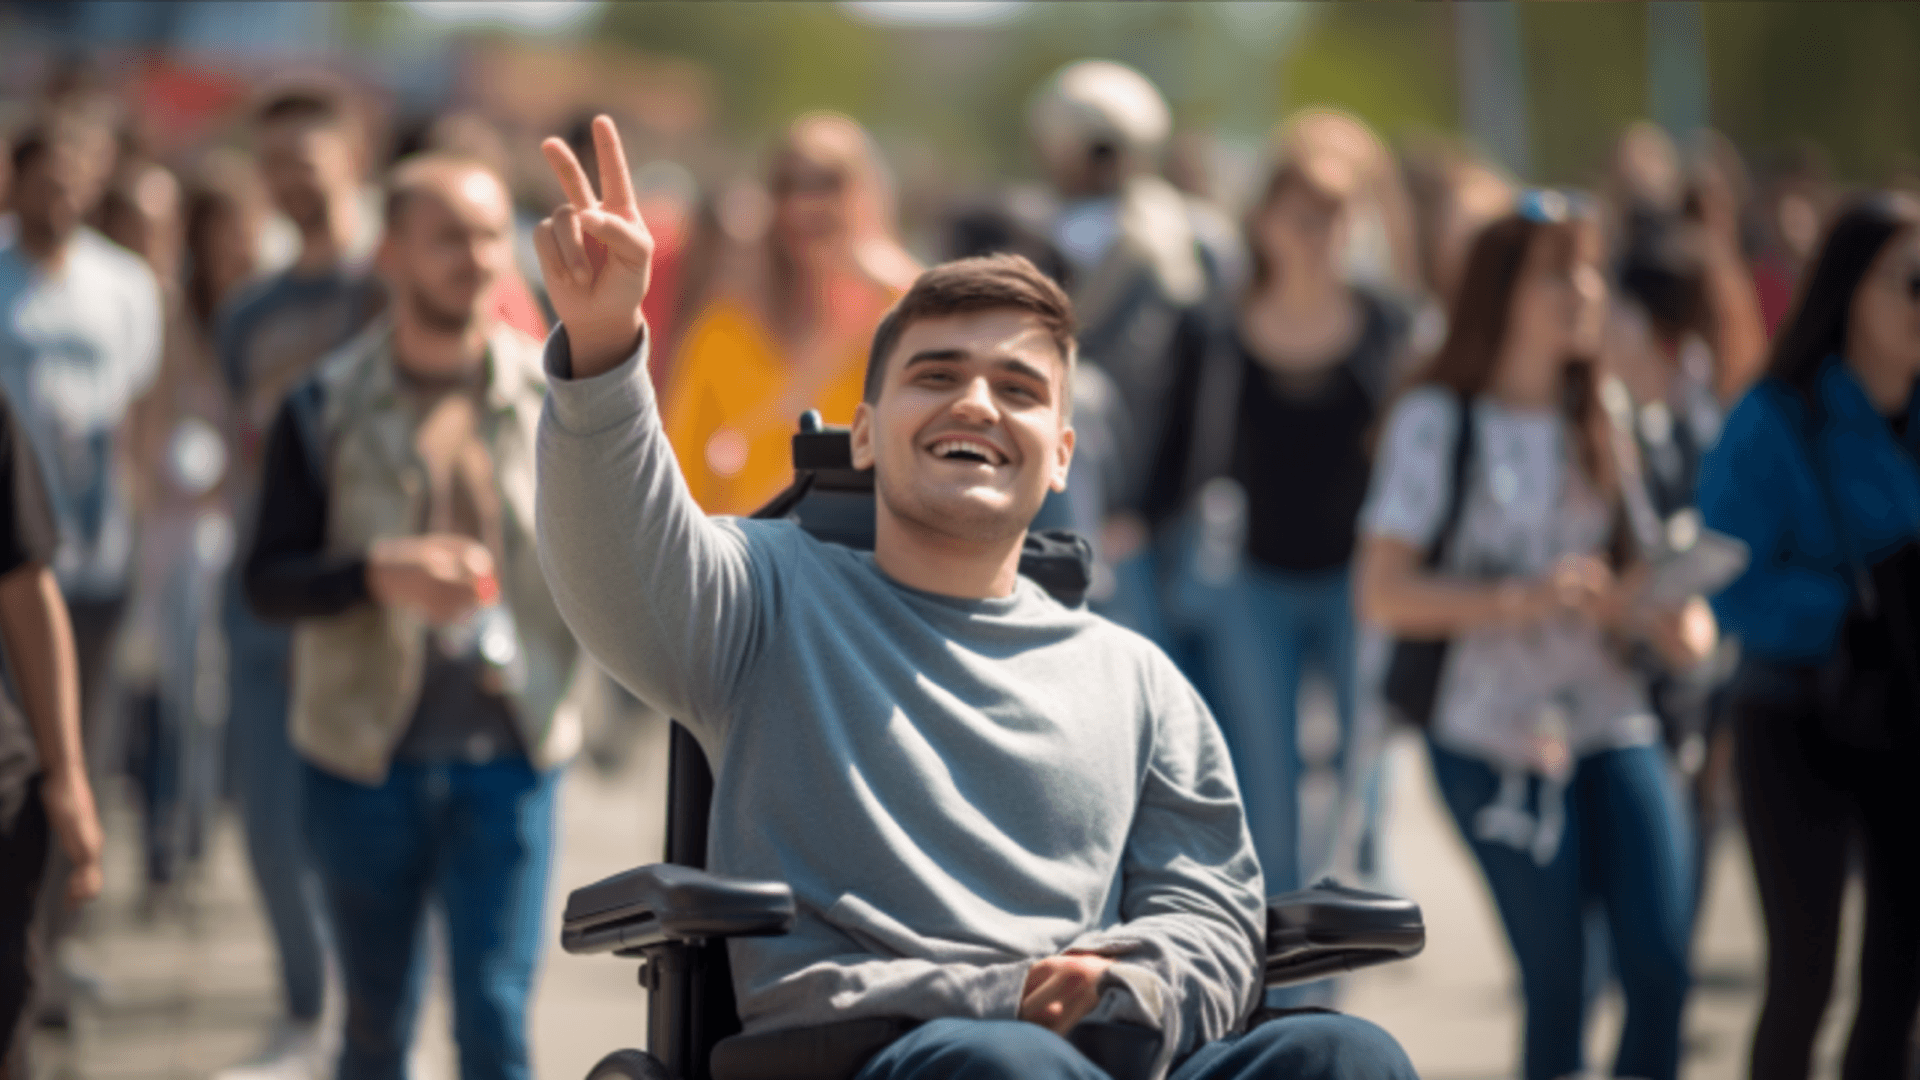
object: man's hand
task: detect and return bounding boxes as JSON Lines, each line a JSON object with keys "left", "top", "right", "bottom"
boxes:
{"left": 40, "top": 768, "right": 102, "bottom": 903}
{"left": 1019, "top": 954, "right": 1115, "bottom": 1035}
{"left": 366, "top": 534, "right": 495, "bottom": 626}
{"left": 534, "top": 115, "right": 654, "bottom": 379}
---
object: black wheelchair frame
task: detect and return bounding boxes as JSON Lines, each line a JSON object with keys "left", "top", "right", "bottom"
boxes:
{"left": 560, "top": 413, "right": 1425, "bottom": 1080}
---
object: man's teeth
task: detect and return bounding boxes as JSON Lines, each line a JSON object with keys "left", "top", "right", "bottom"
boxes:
{"left": 931, "top": 439, "right": 999, "bottom": 464}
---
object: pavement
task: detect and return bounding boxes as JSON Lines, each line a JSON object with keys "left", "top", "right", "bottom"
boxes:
{"left": 28, "top": 713, "right": 1866, "bottom": 1080}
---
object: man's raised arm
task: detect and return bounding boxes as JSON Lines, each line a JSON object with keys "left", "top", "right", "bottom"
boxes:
{"left": 534, "top": 117, "right": 760, "bottom": 735}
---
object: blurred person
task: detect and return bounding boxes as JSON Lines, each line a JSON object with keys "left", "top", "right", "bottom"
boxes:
{"left": 1014, "top": 59, "right": 1241, "bottom": 623}
{"left": 1356, "top": 201, "right": 1713, "bottom": 1080}
{"left": 1278, "top": 110, "right": 1421, "bottom": 297}
{"left": 1608, "top": 121, "right": 1687, "bottom": 226}
{"left": 0, "top": 111, "right": 161, "bottom": 1028}
{"left": 1144, "top": 157, "right": 1410, "bottom": 919}
{"left": 0, "top": 387, "right": 103, "bottom": 1080}
{"left": 1601, "top": 131, "right": 1771, "bottom": 935}
{"left": 244, "top": 152, "right": 583, "bottom": 1080}
{"left": 1401, "top": 138, "right": 1516, "bottom": 360}
{"left": 662, "top": 111, "right": 917, "bottom": 516}
{"left": 213, "top": 87, "right": 386, "bottom": 1080}
{"left": 398, "top": 110, "right": 548, "bottom": 342}
{"left": 1751, "top": 143, "right": 1835, "bottom": 335}
{"left": 0, "top": 110, "right": 157, "bottom": 772}
{"left": 109, "top": 158, "right": 259, "bottom": 910}
{"left": 534, "top": 112, "right": 1419, "bottom": 1080}
{"left": 1696, "top": 192, "right": 1920, "bottom": 1080}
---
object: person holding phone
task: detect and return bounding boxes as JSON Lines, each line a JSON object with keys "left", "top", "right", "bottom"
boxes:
{"left": 1355, "top": 197, "right": 1713, "bottom": 1080}
{"left": 1696, "top": 192, "right": 1920, "bottom": 1080}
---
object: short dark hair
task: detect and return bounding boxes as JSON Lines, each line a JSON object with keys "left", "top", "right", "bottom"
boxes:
{"left": 254, "top": 89, "right": 345, "bottom": 130}
{"left": 9, "top": 112, "right": 105, "bottom": 175}
{"left": 863, "top": 253, "right": 1078, "bottom": 408}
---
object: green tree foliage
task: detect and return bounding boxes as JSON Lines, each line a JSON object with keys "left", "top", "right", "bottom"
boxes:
{"left": 1706, "top": 2, "right": 1920, "bottom": 182}
{"left": 1279, "top": 3, "right": 1456, "bottom": 142}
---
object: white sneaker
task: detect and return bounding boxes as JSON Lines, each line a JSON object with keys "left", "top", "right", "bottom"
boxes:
{"left": 213, "top": 1018, "right": 330, "bottom": 1080}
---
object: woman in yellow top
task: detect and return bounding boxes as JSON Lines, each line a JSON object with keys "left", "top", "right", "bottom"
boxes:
{"left": 664, "top": 112, "right": 919, "bottom": 515}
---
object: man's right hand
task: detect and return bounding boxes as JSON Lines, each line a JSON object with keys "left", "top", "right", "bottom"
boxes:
{"left": 366, "top": 534, "right": 495, "bottom": 625}
{"left": 534, "top": 115, "right": 654, "bottom": 379}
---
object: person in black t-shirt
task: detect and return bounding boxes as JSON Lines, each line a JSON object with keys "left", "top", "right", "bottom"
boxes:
{"left": 1146, "top": 156, "right": 1409, "bottom": 948}
{"left": 0, "top": 390, "right": 101, "bottom": 1080}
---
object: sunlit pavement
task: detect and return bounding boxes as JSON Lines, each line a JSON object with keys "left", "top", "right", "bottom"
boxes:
{"left": 34, "top": 716, "right": 1865, "bottom": 1080}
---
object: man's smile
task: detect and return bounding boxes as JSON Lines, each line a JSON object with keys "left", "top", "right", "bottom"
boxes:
{"left": 924, "top": 434, "right": 1010, "bottom": 467}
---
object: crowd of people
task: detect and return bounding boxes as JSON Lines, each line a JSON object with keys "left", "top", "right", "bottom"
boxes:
{"left": 0, "top": 49, "right": 1913, "bottom": 1080}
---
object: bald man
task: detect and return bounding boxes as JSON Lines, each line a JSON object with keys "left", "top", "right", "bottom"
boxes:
{"left": 242, "top": 154, "right": 585, "bottom": 1080}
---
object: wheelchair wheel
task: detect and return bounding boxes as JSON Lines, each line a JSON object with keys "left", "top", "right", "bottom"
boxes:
{"left": 584, "top": 1049, "right": 674, "bottom": 1080}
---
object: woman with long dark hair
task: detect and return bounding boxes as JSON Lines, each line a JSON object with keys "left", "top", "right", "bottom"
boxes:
{"left": 1356, "top": 200, "right": 1712, "bottom": 1080}
{"left": 1696, "top": 193, "right": 1920, "bottom": 1080}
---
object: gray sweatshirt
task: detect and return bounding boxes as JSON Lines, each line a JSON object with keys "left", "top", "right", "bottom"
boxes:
{"left": 535, "top": 331, "right": 1264, "bottom": 1075}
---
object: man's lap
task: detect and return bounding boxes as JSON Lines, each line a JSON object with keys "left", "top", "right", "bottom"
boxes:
{"left": 853, "top": 1013, "right": 1415, "bottom": 1080}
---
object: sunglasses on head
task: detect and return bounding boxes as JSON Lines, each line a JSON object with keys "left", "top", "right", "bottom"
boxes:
{"left": 1517, "top": 188, "right": 1595, "bottom": 225}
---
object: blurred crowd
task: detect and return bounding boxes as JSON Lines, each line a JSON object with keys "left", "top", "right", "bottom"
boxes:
{"left": 0, "top": 46, "right": 1915, "bottom": 1080}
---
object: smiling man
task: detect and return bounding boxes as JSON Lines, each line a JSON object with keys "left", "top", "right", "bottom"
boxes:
{"left": 534, "top": 117, "right": 1414, "bottom": 1080}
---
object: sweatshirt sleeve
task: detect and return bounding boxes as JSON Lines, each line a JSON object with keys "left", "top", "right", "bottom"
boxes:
{"left": 535, "top": 326, "right": 762, "bottom": 743}
{"left": 1065, "top": 653, "right": 1266, "bottom": 1080}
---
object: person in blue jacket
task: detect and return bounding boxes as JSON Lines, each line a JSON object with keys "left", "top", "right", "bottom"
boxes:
{"left": 1696, "top": 192, "right": 1920, "bottom": 1080}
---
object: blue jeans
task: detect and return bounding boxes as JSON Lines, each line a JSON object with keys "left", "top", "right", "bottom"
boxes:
{"left": 225, "top": 594, "right": 327, "bottom": 1022}
{"left": 1429, "top": 740, "right": 1693, "bottom": 1080}
{"left": 1200, "top": 564, "right": 1359, "bottom": 899}
{"left": 854, "top": 1013, "right": 1416, "bottom": 1080}
{"left": 304, "top": 757, "right": 560, "bottom": 1080}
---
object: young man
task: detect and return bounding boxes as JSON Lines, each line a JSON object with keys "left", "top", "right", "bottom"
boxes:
{"left": 213, "top": 88, "right": 385, "bottom": 1080}
{"left": 0, "top": 111, "right": 161, "bottom": 1029}
{"left": 244, "top": 153, "right": 583, "bottom": 1080}
{"left": 533, "top": 116, "right": 1414, "bottom": 1080}
{"left": 0, "top": 388, "right": 102, "bottom": 1080}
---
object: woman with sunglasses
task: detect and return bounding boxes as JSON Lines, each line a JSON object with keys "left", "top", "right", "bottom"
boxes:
{"left": 663, "top": 112, "right": 918, "bottom": 515}
{"left": 1356, "top": 196, "right": 1712, "bottom": 1080}
{"left": 1696, "top": 194, "right": 1920, "bottom": 1080}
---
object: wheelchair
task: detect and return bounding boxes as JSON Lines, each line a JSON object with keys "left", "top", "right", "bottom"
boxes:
{"left": 560, "top": 413, "right": 1426, "bottom": 1080}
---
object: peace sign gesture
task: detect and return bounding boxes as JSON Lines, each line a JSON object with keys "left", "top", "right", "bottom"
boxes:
{"left": 535, "top": 115, "right": 655, "bottom": 378}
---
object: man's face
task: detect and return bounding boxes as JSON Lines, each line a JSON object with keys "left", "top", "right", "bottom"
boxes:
{"left": 380, "top": 169, "right": 514, "bottom": 335}
{"left": 256, "top": 119, "right": 357, "bottom": 230}
{"left": 13, "top": 133, "right": 111, "bottom": 240}
{"left": 851, "top": 309, "right": 1075, "bottom": 544}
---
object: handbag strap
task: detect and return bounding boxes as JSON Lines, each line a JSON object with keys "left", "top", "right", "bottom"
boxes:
{"left": 1424, "top": 391, "right": 1477, "bottom": 570}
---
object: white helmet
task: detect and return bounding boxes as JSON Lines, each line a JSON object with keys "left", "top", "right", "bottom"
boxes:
{"left": 1028, "top": 60, "right": 1171, "bottom": 177}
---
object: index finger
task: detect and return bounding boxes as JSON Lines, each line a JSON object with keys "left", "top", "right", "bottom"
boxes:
{"left": 592, "top": 115, "right": 638, "bottom": 217}
{"left": 541, "top": 136, "right": 598, "bottom": 212}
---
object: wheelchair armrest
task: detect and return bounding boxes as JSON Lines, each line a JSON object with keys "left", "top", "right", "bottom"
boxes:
{"left": 561, "top": 862, "right": 796, "bottom": 956}
{"left": 1263, "top": 878, "right": 1425, "bottom": 988}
